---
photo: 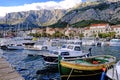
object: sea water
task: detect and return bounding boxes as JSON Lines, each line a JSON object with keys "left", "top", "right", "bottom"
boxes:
{"left": 1, "top": 45, "right": 120, "bottom": 80}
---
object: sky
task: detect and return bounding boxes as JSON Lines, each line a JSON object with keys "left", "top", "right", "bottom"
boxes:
{"left": 0, "top": 0, "right": 85, "bottom": 17}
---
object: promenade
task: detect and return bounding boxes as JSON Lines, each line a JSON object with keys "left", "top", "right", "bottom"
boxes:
{"left": 0, "top": 57, "right": 24, "bottom": 80}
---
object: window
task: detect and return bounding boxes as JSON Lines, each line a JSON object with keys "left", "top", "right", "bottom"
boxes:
{"left": 54, "top": 52, "right": 59, "bottom": 55}
{"left": 51, "top": 42, "right": 57, "bottom": 46}
{"left": 74, "top": 46, "right": 81, "bottom": 51}
{"left": 42, "top": 46, "right": 48, "bottom": 50}
{"left": 67, "top": 45, "right": 73, "bottom": 49}
{"left": 61, "top": 52, "right": 69, "bottom": 56}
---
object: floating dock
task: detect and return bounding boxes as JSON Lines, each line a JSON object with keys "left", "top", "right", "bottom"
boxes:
{"left": 0, "top": 58, "right": 25, "bottom": 80}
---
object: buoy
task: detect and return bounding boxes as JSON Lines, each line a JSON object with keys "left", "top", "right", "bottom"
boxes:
{"left": 102, "top": 67, "right": 106, "bottom": 72}
{"left": 92, "top": 61, "right": 99, "bottom": 64}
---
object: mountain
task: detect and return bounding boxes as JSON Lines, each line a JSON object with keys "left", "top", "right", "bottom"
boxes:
{"left": 1, "top": 1, "right": 120, "bottom": 29}
{"left": 55, "top": 1, "right": 120, "bottom": 27}
{"left": 0, "top": 9, "right": 67, "bottom": 28}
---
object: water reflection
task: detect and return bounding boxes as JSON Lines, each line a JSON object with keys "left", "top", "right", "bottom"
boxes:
{"left": 36, "top": 66, "right": 60, "bottom": 80}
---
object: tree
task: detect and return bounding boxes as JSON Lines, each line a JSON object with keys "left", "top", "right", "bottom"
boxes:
{"left": 42, "top": 32, "right": 48, "bottom": 37}
{"left": 52, "top": 31, "right": 65, "bottom": 38}
{"left": 98, "top": 33, "right": 109, "bottom": 38}
{"left": 108, "top": 32, "right": 116, "bottom": 39}
{"left": 69, "top": 33, "right": 74, "bottom": 38}
{"left": 79, "top": 33, "right": 84, "bottom": 39}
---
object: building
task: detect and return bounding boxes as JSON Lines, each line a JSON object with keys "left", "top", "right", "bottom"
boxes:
{"left": 83, "top": 27, "right": 91, "bottom": 37}
{"left": 111, "top": 25, "right": 120, "bottom": 37}
{"left": 46, "top": 27, "right": 55, "bottom": 35}
{"left": 89, "top": 23, "right": 111, "bottom": 37}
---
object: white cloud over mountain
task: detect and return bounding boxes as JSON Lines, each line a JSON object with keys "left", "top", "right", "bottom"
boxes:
{"left": 0, "top": 0, "right": 82, "bottom": 17}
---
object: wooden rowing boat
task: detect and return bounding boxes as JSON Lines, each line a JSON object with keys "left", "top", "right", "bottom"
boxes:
{"left": 58, "top": 55, "right": 116, "bottom": 80}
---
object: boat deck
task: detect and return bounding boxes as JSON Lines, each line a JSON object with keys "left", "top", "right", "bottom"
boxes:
{"left": 68, "top": 56, "right": 114, "bottom": 65}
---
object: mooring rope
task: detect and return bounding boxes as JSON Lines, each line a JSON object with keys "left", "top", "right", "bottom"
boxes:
{"left": 44, "top": 56, "right": 59, "bottom": 67}
{"left": 112, "top": 64, "right": 115, "bottom": 79}
{"left": 67, "top": 68, "right": 73, "bottom": 80}
{"left": 116, "top": 66, "right": 119, "bottom": 80}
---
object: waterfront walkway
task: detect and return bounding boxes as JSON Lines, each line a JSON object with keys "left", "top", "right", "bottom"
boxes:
{"left": 0, "top": 58, "right": 24, "bottom": 80}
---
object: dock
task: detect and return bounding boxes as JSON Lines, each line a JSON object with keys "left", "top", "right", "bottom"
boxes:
{"left": 0, "top": 57, "right": 25, "bottom": 80}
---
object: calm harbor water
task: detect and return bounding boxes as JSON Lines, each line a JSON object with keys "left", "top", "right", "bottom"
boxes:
{"left": 0, "top": 45, "right": 120, "bottom": 80}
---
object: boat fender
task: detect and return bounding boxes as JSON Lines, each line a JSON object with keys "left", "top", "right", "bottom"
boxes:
{"left": 102, "top": 67, "right": 106, "bottom": 72}
{"left": 100, "top": 67, "right": 106, "bottom": 80}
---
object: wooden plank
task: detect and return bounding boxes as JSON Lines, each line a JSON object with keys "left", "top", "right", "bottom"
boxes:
{"left": 0, "top": 63, "right": 10, "bottom": 69}
{"left": 0, "top": 68, "right": 15, "bottom": 76}
{"left": 10, "top": 77, "right": 25, "bottom": 80}
{"left": 0, "top": 72, "right": 22, "bottom": 80}
{"left": 0, "top": 58, "right": 25, "bottom": 80}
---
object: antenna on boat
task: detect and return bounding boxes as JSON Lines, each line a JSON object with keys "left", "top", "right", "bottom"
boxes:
{"left": 88, "top": 47, "right": 92, "bottom": 56}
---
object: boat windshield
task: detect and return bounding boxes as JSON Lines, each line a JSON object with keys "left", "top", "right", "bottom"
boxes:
{"left": 75, "top": 42, "right": 81, "bottom": 45}
{"left": 41, "top": 46, "right": 48, "bottom": 50}
{"left": 74, "top": 46, "right": 81, "bottom": 51}
{"left": 53, "top": 51, "right": 59, "bottom": 55}
{"left": 67, "top": 45, "right": 73, "bottom": 49}
{"left": 51, "top": 42, "right": 58, "bottom": 46}
{"left": 61, "top": 45, "right": 66, "bottom": 48}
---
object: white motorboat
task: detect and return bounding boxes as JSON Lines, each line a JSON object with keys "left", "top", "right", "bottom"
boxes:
{"left": 109, "top": 39, "right": 120, "bottom": 46}
{"left": 82, "top": 37, "right": 96, "bottom": 46}
{"left": 25, "top": 39, "right": 59, "bottom": 51}
{"left": 0, "top": 37, "right": 26, "bottom": 50}
{"left": 42, "top": 44, "right": 90, "bottom": 65}
{"left": 106, "top": 60, "right": 120, "bottom": 80}
{"left": 7, "top": 44, "right": 25, "bottom": 50}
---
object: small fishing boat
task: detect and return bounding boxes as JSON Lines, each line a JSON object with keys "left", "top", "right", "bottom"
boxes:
{"left": 106, "top": 60, "right": 120, "bottom": 80}
{"left": 58, "top": 55, "right": 116, "bottom": 80}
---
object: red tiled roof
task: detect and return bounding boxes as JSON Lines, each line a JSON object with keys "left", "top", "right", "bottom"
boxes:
{"left": 90, "top": 23, "right": 108, "bottom": 27}
{"left": 84, "top": 27, "right": 90, "bottom": 30}
{"left": 111, "top": 25, "right": 120, "bottom": 29}
{"left": 49, "top": 29, "right": 55, "bottom": 31}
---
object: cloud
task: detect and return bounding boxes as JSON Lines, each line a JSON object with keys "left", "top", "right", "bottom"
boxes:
{"left": 0, "top": 0, "right": 82, "bottom": 17}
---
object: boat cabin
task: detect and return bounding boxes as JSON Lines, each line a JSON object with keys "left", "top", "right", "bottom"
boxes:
{"left": 50, "top": 50, "right": 70, "bottom": 56}
{"left": 61, "top": 44, "right": 81, "bottom": 51}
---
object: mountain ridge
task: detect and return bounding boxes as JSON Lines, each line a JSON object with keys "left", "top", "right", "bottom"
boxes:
{"left": 1, "top": 1, "right": 120, "bottom": 29}
{"left": 0, "top": 9, "right": 67, "bottom": 27}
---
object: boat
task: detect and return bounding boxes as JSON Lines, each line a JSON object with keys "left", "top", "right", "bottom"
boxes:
{"left": 109, "top": 39, "right": 120, "bottom": 46}
{"left": 82, "top": 37, "right": 96, "bottom": 46}
{"left": 58, "top": 55, "right": 116, "bottom": 80}
{"left": 0, "top": 37, "right": 35, "bottom": 50}
{"left": 0, "top": 38, "right": 12, "bottom": 50}
{"left": 42, "top": 44, "right": 90, "bottom": 65}
{"left": 0, "top": 37, "right": 26, "bottom": 50}
{"left": 6, "top": 44, "right": 25, "bottom": 50}
{"left": 106, "top": 60, "right": 120, "bottom": 80}
{"left": 66, "top": 39, "right": 82, "bottom": 45}
{"left": 25, "top": 40, "right": 49, "bottom": 51}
